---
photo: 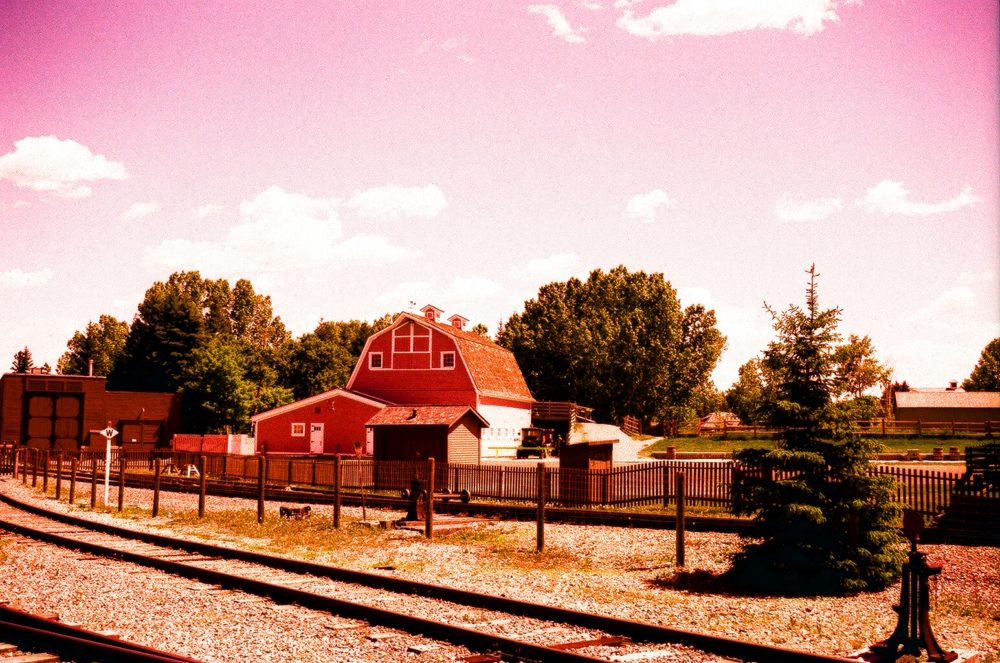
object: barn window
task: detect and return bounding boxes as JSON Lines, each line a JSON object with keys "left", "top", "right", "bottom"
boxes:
{"left": 291, "top": 423, "right": 306, "bottom": 437}
{"left": 392, "top": 323, "right": 430, "bottom": 354}
{"left": 369, "top": 352, "right": 383, "bottom": 369}
{"left": 441, "top": 351, "right": 456, "bottom": 369}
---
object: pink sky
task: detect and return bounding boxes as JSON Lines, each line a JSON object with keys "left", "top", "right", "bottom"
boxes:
{"left": 1, "top": 0, "right": 997, "bottom": 390}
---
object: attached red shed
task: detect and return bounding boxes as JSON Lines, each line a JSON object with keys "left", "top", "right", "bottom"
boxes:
{"left": 250, "top": 388, "right": 387, "bottom": 455}
{"left": 366, "top": 405, "right": 487, "bottom": 469}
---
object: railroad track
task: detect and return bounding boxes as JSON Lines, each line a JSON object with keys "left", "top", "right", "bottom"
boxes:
{"left": 0, "top": 603, "right": 200, "bottom": 662}
{"left": 0, "top": 489, "right": 850, "bottom": 663}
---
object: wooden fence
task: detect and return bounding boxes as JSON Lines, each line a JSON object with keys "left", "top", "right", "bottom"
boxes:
{"left": 695, "top": 419, "right": 998, "bottom": 438}
{"left": 4, "top": 447, "right": 997, "bottom": 519}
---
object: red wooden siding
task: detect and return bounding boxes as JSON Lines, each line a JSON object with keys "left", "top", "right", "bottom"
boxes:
{"left": 253, "top": 390, "right": 383, "bottom": 455}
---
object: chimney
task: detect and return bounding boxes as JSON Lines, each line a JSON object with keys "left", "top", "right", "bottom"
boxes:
{"left": 946, "top": 380, "right": 958, "bottom": 391}
{"left": 448, "top": 314, "right": 469, "bottom": 330}
{"left": 420, "top": 304, "right": 444, "bottom": 322}
{"left": 88, "top": 359, "right": 94, "bottom": 376}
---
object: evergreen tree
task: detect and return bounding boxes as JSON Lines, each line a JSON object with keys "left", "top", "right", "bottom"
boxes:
{"left": 10, "top": 346, "right": 34, "bottom": 373}
{"left": 730, "top": 266, "right": 903, "bottom": 595}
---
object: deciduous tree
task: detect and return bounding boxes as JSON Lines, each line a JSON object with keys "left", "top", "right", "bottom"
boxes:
{"left": 497, "top": 266, "right": 725, "bottom": 423}
{"left": 962, "top": 337, "right": 1000, "bottom": 391}
{"left": 730, "top": 266, "right": 902, "bottom": 595}
{"left": 57, "top": 314, "right": 130, "bottom": 376}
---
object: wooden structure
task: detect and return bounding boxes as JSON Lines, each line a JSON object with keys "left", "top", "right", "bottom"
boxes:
{"left": 557, "top": 439, "right": 615, "bottom": 505}
{"left": 348, "top": 306, "right": 534, "bottom": 456}
{"left": 250, "top": 388, "right": 387, "bottom": 455}
{"left": 894, "top": 389, "right": 1000, "bottom": 424}
{"left": 366, "top": 405, "right": 486, "bottom": 487}
{"left": 530, "top": 401, "right": 594, "bottom": 442}
{"left": 0, "top": 372, "right": 181, "bottom": 451}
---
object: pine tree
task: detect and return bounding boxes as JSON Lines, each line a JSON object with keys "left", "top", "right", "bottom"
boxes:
{"left": 10, "top": 346, "right": 34, "bottom": 373}
{"left": 729, "top": 266, "right": 903, "bottom": 595}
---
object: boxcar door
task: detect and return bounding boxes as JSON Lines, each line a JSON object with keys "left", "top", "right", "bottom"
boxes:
{"left": 310, "top": 423, "right": 325, "bottom": 454}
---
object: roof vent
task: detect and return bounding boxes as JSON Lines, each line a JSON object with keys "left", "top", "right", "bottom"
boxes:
{"left": 421, "top": 304, "right": 444, "bottom": 322}
{"left": 946, "top": 381, "right": 958, "bottom": 391}
{"left": 448, "top": 314, "right": 469, "bottom": 330}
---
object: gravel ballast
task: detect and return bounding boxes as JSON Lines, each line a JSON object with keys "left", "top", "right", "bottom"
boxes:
{"left": 0, "top": 478, "right": 996, "bottom": 662}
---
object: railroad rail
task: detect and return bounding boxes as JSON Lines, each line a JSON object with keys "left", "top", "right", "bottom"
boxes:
{"left": 0, "top": 487, "right": 850, "bottom": 663}
{"left": 0, "top": 603, "right": 200, "bottom": 662}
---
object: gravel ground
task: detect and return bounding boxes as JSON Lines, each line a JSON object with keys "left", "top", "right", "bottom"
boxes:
{"left": 0, "top": 478, "right": 996, "bottom": 662}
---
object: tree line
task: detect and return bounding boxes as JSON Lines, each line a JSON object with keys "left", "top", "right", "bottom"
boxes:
{"left": 11, "top": 267, "right": 997, "bottom": 435}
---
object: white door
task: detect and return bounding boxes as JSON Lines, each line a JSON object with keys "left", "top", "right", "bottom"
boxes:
{"left": 310, "top": 423, "right": 324, "bottom": 454}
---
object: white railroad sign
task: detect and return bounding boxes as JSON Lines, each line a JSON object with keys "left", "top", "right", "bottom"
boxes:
{"left": 102, "top": 423, "right": 118, "bottom": 506}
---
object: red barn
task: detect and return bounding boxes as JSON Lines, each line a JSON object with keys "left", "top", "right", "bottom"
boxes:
{"left": 347, "top": 306, "right": 533, "bottom": 457}
{"left": 250, "top": 388, "right": 387, "bottom": 455}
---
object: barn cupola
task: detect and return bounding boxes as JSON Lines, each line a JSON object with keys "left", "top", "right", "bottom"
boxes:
{"left": 448, "top": 314, "right": 469, "bottom": 330}
{"left": 421, "top": 304, "right": 444, "bottom": 322}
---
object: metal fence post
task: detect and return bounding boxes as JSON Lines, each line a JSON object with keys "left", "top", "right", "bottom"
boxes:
{"left": 536, "top": 462, "right": 546, "bottom": 552}
{"left": 152, "top": 458, "right": 161, "bottom": 517}
{"left": 257, "top": 455, "right": 267, "bottom": 524}
{"left": 675, "top": 471, "right": 686, "bottom": 567}
{"left": 198, "top": 455, "right": 207, "bottom": 518}
{"left": 333, "top": 455, "right": 342, "bottom": 529}
{"left": 425, "top": 457, "right": 435, "bottom": 539}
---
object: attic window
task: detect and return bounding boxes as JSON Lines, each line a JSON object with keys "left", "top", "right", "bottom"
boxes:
{"left": 369, "top": 352, "right": 383, "bottom": 369}
{"left": 441, "top": 351, "right": 455, "bottom": 369}
{"left": 421, "top": 304, "right": 443, "bottom": 322}
{"left": 448, "top": 315, "right": 468, "bottom": 330}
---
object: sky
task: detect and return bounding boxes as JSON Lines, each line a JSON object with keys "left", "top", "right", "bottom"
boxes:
{"left": 0, "top": 0, "right": 997, "bottom": 392}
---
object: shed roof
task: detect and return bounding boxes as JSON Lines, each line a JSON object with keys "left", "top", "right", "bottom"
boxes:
{"left": 366, "top": 405, "right": 489, "bottom": 427}
{"left": 250, "top": 388, "right": 388, "bottom": 423}
{"left": 895, "top": 391, "right": 1000, "bottom": 409}
{"left": 396, "top": 312, "right": 533, "bottom": 403}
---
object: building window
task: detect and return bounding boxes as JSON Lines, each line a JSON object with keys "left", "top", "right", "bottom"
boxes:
{"left": 291, "top": 423, "right": 306, "bottom": 437}
{"left": 369, "top": 352, "right": 383, "bottom": 369}
{"left": 392, "top": 322, "right": 430, "bottom": 354}
{"left": 441, "top": 351, "right": 455, "bottom": 369}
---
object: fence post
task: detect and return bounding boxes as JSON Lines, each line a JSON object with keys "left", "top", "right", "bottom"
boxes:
{"left": 117, "top": 456, "right": 126, "bottom": 512}
{"left": 425, "top": 457, "right": 435, "bottom": 539}
{"left": 536, "top": 462, "right": 546, "bottom": 552}
{"left": 12, "top": 448, "right": 19, "bottom": 482}
{"left": 198, "top": 455, "right": 207, "bottom": 518}
{"left": 333, "top": 456, "right": 341, "bottom": 529}
{"left": 41, "top": 450, "right": 49, "bottom": 491}
{"left": 90, "top": 456, "right": 97, "bottom": 509}
{"left": 675, "top": 472, "right": 686, "bottom": 567}
{"left": 661, "top": 463, "right": 671, "bottom": 509}
{"left": 257, "top": 455, "right": 267, "bottom": 524}
{"left": 152, "top": 458, "right": 161, "bottom": 517}
{"left": 69, "top": 458, "right": 77, "bottom": 504}
{"left": 55, "top": 453, "right": 63, "bottom": 500}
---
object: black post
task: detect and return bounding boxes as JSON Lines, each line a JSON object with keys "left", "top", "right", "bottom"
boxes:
{"left": 333, "top": 456, "right": 341, "bottom": 529}
{"left": 152, "top": 458, "right": 161, "bottom": 517}
{"left": 12, "top": 447, "right": 19, "bottom": 482}
{"left": 69, "top": 458, "right": 77, "bottom": 504}
{"left": 425, "top": 457, "right": 435, "bottom": 539}
{"left": 90, "top": 456, "right": 97, "bottom": 509}
{"left": 55, "top": 453, "right": 63, "bottom": 500}
{"left": 198, "top": 455, "right": 207, "bottom": 518}
{"left": 675, "top": 471, "right": 686, "bottom": 567}
{"left": 536, "top": 462, "right": 546, "bottom": 552}
{"left": 117, "top": 456, "right": 125, "bottom": 512}
{"left": 257, "top": 455, "right": 266, "bottom": 524}
{"left": 42, "top": 449, "right": 50, "bottom": 493}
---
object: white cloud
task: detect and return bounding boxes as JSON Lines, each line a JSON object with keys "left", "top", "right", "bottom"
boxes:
{"left": 861, "top": 180, "right": 980, "bottom": 216}
{"left": 195, "top": 203, "right": 223, "bottom": 218}
{"left": 13, "top": 200, "right": 29, "bottom": 209}
{"left": 417, "top": 38, "right": 477, "bottom": 64}
{"left": 625, "top": 189, "right": 675, "bottom": 223}
{"left": 0, "top": 135, "right": 128, "bottom": 197}
{"left": 144, "top": 186, "right": 413, "bottom": 281}
{"left": 616, "top": 0, "right": 846, "bottom": 40}
{"left": 445, "top": 275, "right": 504, "bottom": 301}
{"left": 0, "top": 268, "right": 54, "bottom": 288}
{"left": 346, "top": 184, "right": 447, "bottom": 220}
{"left": 510, "top": 252, "right": 583, "bottom": 283}
{"left": 577, "top": 0, "right": 603, "bottom": 10}
{"left": 528, "top": 5, "right": 587, "bottom": 43}
{"left": 123, "top": 201, "right": 159, "bottom": 220}
{"left": 774, "top": 194, "right": 843, "bottom": 222}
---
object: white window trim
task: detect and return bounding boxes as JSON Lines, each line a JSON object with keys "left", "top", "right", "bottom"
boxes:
{"left": 441, "top": 351, "right": 456, "bottom": 369}
{"left": 369, "top": 352, "right": 383, "bottom": 369}
{"left": 291, "top": 422, "right": 306, "bottom": 437}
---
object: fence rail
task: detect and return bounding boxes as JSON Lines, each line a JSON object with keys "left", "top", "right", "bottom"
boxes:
{"left": 695, "top": 419, "right": 998, "bottom": 437}
{"left": 3, "top": 446, "right": 997, "bottom": 521}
